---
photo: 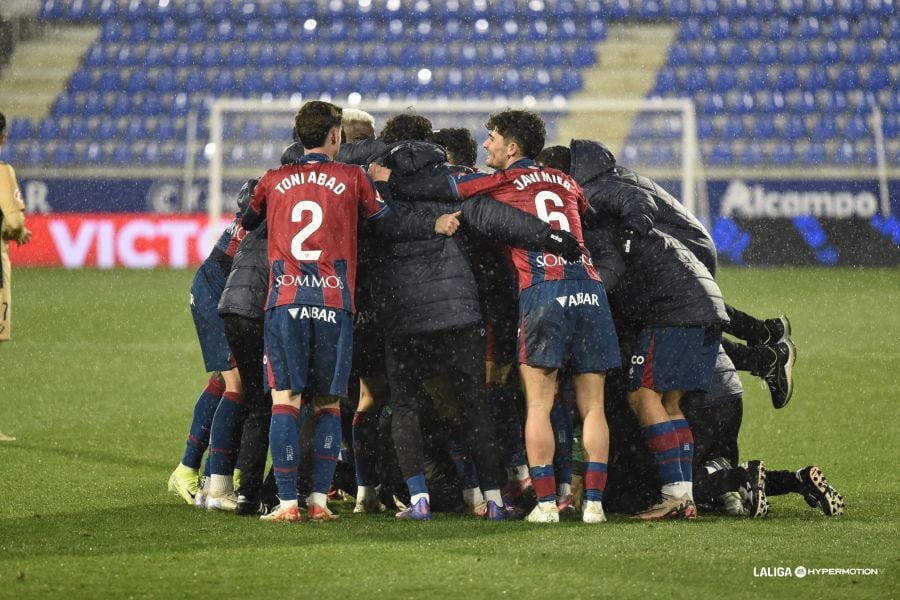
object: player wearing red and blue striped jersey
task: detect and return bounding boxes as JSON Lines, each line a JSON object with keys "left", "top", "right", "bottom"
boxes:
{"left": 417, "top": 110, "right": 619, "bottom": 523}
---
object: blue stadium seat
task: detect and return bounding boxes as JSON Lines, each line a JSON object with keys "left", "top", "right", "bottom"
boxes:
{"left": 487, "top": 44, "right": 508, "bottom": 64}
{"left": 355, "top": 20, "right": 378, "bottom": 43}
{"left": 706, "top": 142, "right": 734, "bottom": 166}
{"left": 144, "top": 46, "right": 165, "bottom": 68}
{"left": 211, "top": 71, "right": 235, "bottom": 96}
{"left": 696, "top": 41, "right": 720, "bottom": 66}
{"left": 98, "top": 71, "right": 122, "bottom": 93}
{"left": 654, "top": 67, "right": 677, "bottom": 94}
{"left": 844, "top": 41, "right": 873, "bottom": 64}
{"left": 527, "top": 19, "right": 550, "bottom": 42}
{"left": 755, "top": 90, "right": 786, "bottom": 113}
{"left": 228, "top": 45, "right": 250, "bottom": 68}
{"left": 827, "top": 16, "right": 852, "bottom": 39}
{"left": 816, "top": 40, "right": 841, "bottom": 65}
{"left": 109, "top": 143, "right": 135, "bottom": 166}
{"left": 125, "top": 70, "right": 150, "bottom": 93}
{"left": 441, "top": 69, "right": 465, "bottom": 96}
{"left": 794, "top": 16, "right": 822, "bottom": 40}
{"left": 171, "top": 44, "right": 194, "bottom": 68}
{"left": 52, "top": 92, "right": 76, "bottom": 117}
{"left": 100, "top": 21, "right": 123, "bottom": 43}
{"left": 128, "top": 20, "right": 152, "bottom": 43}
{"left": 668, "top": 44, "right": 691, "bottom": 67}
{"left": 199, "top": 46, "right": 222, "bottom": 68}
{"left": 724, "top": 42, "right": 751, "bottom": 65}
{"left": 140, "top": 95, "right": 163, "bottom": 117}
{"left": 552, "top": 19, "right": 578, "bottom": 42}
{"left": 790, "top": 91, "right": 818, "bottom": 114}
{"left": 242, "top": 19, "right": 265, "bottom": 43}
{"left": 116, "top": 46, "right": 141, "bottom": 67}
{"left": 751, "top": 114, "right": 776, "bottom": 138}
{"left": 802, "top": 67, "right": 830, "bottom": 91}
{"left": 681, "top": 67, "right": 709, "bottom": 93}
{"left": 877, "top": 42, "right": 899, "bottom": 65}
{"left": 83, "top": 45, "right": 107, "bottom": 69}
{"left": 83, "top": 93, "right": 105, "bottom": 117}
{"left": 720, "top": 114, "right": 745, "bottom": 139}
{"left": 755, "top": 43, "right": 780, "bottom": 65}
{"left": 856, "top": 15, "right": 883, "bottom": 41}
{"left": 68, "top": 69, "right": 93, "bottom": 93}
{"left": 743, "top": 66, "right": 770, "bottom": 92}
{"left": 701, "top": 92, "right": 727, "bottom": 115}
{"left": 770, "top": 141, "right": 795, "bottom": 163}
{"left": 298, "top": 72, "right": 324, "bottom": 95}
{"left": 811, "top": 114, "right": 838, "bottom": 140}
{"left": 697, "top": 115, "right": 716, "bottom": 139}
{"left": 833, "top": 141, "right": 858, "bottom": 165}
{"left": 782, "top": 41, "right": 810, "bottom": 65}
{"left": 313, "top": 45, "right": 335, "bottom": 65}
{"left": 767, "top": 16, "right": 791, "bottom": 40}
{"left": 842, "top": 114, "right": 870, "bottom": 141}
{"left": 678, "top": 18, "right": 702, "bottom": 41}
{"left": 736, "top": 17, "right": 762, "bottom": 40}
{"left": 781, "top": 114, "right": 807, "bottom": 140}
{"left": 865, "top": 66, "right": 892, "bottom": 93}
{"left": 498, "top": 19, "right": 519, "bottom": 43}
{"left": 270, "top": 20, "right": 292, "bottom": 43}
{"left": 183, "top": 70, "right": 208, "bottom": 94}
{"left": 270, "top": 70, "right": 295, "bottom": 96}
{"left": 802, "top": 143, "right": 827, "bottom": 166}
{"left": 109, "top": 95, "right": 132, "bottom": 118}
{"left": 255, "top": 44, "right": 278, "bottom": 68}
{"left": 37, "top": 117, "right": 61, "bottom": 139}
{"left": 326, "top": 20, "right": 349, "bottom": 43}
{"left": 241, "top": 71, "right": 266, "bottom": 96}
{"left": 833, "top": 67, "right": 860, "bottom": 92}
{"left": 571, "top": 45, "right": 597, "bottom": 68}
{"left": 263, "top": 0, "right": 289, "bottom": 20}
{"left": 186, "top": 21, "right": 208, "bottom": 43}
{"left": 585, "top": 18, "right": 607, "bottom": 42}
{"left": 708, "top": 16, "right": 732, "bottom": 40}
{"left": 805, "top": 0, "right": 831, "bottom": 17}
{"left": 666, "top": 0, "right": 693, "bottom": 17}
{"left": 384, "top": 19, "right": 406, "bottom": 43}
{"left": 772, "top": 67, "right": 800, "bottom": 92}
{"left": 712, "top": 69, "right": 738, "bottom": 93}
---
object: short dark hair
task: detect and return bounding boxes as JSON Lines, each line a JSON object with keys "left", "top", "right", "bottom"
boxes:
{"left": 294, "top": 101, "right": 342, "bottom": 149}
{"left": 432, "top": 128, "right": 478, "bottom": 167}
{"left": 535, "top": 145, "right": 572, "bottom": 174}
{"left": 0, "top": 112, "right": 6, "bottom": 137}
{"left": 485, "top": 109, "right": 545, "bottom": 159}
{"left": 379, "top": 113, "right": 432, "bottom": 145}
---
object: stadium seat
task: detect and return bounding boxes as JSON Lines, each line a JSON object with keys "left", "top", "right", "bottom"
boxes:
{"left": 781, "top": 114, "right": 807, "bottom": 140}
{"left": 720, "top": 114, "right": 745, "bottom": 139}
{"left": 144, "top": 46, "right": 165, "bottom": 68}
{"left": 701, "top": 92, "right": 727, "bottom": 115}
{"left": 668, "top": 44, "right": 691, "bottom": 67}
{"left": 755, "top": 90, "right": 786, "bottom": 113}
{"left": 816, "top": 40, "right": 841, "bottom": 65}
{"left": 833, "top": 141, "right": 858, "bottom": 165}
{"left": 770, "top": 141, "right": 795, "bottom": 163}
{"left": 751, "top": 114, "right": 776, "bottom": 138}
{"left": 52, "top": 93, "right": 76, "bottom": 117}
{"left": 696, "top": 41, "right": 720, "bottom": 66}
{"left": 844, "top": 41, "right": 873, "bottom": 65}
{"left": 584, "top": 18, "right": 607, "bottom": 42}
{"left": 241, "top": 71, "right": 266, "bottom": 96}
{"left": 707, "top": 142, "right": 734, "bottom": 166}
{"left": 708, "top": 16, "right": 732, "bottom": 40}
{"left": 678, "top": 18, "right": 702, "bottom": 41}
{"left": 802, "top": 67, "right": 830, "bottom": 92}
{"left": 736, "top": 17, "right": 762, "bottom": 40}
{"left": 833, "top": 67, "right": 861, "bottom": 92}
{"left": 782, "top": 41, "right": 810, "bottom": 65}
{"left": 211, "top": 71, "right": 235, "bottom": 96}
{"left": 842, "top": 114, "right": 870, "bottom": 141}
{"left": 186, "top": 21, "right": 208, "bottom": 43}
{"left": 794, "top": 16, "right": 822, "bottom": 40}
{"left": 682, "top": 67, "right": 709, "bottom": 93}
{"left": 68, "top": 69, "right": 93, "bottom": 93}
{"left": 772, "top": 67, "right": 800, "bottom": 92}
{"left": 865, "top": 66, "right": 892, "bottom": 92}
{"left": 743, "top": 67, "right": 770, "bottom": 92}
{"left": 724, "top": 42, "right": 751, "bottom": 66}
{"left": 827, "top": 16, "right": 853, "bottom": 39}
{"left": 128, "top": 20, "right": 152, "bottom": 43}
{"left": 811, "top": 114, "right": 838, "bottom": 140}
{"left": 755, "top": 43, "right": 780, "bottom": 65}
{"left": 802, "top": 143, "right": 827, "bottom": 166}
{"left": 199, "top": 46, "right": 222, "bottom": 68}
{"left": 790, "top": 91, "right": 818, "bottom": 114}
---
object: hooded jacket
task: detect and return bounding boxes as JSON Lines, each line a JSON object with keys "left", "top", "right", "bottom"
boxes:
{"left": 570, "top": 139, "right": 719, "bottom": 276}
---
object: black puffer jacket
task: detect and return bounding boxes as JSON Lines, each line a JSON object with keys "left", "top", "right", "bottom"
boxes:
{"left": 369, "top": 141, "right": 554, "bottom": 336}
{"left": 217, "top": 222, "right": 269, "bottom": 320}
{"left": 586, "top": 224, "right": 728, "bottom": 337}
{"left": 570, "top": 139, "right": 719, "bottom": 276}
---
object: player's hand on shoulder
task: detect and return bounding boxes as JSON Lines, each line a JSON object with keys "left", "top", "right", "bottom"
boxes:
{"left": 367, "top": 163, "right": 392, "bottom": 182}
{"left": 543, "top": 228, "right": 582, "bottom": 262}
{"left": 435, "top": 211, "right": 461, "bottom": 236}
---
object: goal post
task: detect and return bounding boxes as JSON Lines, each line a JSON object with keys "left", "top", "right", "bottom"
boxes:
{"left": 205, "top": 97, "right": 704, "bottom": 228}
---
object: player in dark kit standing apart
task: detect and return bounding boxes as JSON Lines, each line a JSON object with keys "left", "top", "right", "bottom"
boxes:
{"left": 377, "top": 110, "right": 621, "bottom": 524}
{"left": 241, "top": 101, "right": 459, "bottom": 523}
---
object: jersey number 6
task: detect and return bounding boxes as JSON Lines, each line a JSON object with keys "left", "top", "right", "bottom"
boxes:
{"left": 534, "top": 190, "right": 570, "bottom": 232}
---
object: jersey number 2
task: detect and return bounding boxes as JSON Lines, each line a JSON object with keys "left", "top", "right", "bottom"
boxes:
{"left": 291, "top": 200, "right": 323, "bottom": 260}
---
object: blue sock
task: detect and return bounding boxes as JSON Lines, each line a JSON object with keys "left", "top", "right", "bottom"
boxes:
{"left": 447, "top": 435, "right": 481, "bottom": 490}
{"left": 641, "top": 421, "right": 683, "bottom": 486}
{"left": 406, "top": 473, "right": 428, "bottom": 498}
{"left": 550, "top": 400, "right": 573, "bottom": 489}
{"left": 180, "top": 377, "right": 225, "bottom": 469}
{"left": 270, "top": 404, "right": 300, "bottom": 502}
{"left": 208, "top": 390, "right": 243, "bottom": 476}
{"left": 352, "top": 410, "right": 379, "bottom": 487}
{"left": 311, "top": 407, "right": 342, "bottom": 495}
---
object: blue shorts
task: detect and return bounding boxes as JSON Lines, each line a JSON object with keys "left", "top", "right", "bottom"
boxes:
{"left": 264, "top": 304, "right": 354, "bottom": 398}
{"left": 190, "top": 261, "right": 233, "bottom": 372}
{"left": 517, "top": 279, "right": 621, "bottom": 373}
{"left": 628, "top": 326, "right": 721, "bottom": 393}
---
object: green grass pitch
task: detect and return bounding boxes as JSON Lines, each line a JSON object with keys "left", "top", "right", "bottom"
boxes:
{"left": 0, "top": 267, "right": 897, "bottom": 599}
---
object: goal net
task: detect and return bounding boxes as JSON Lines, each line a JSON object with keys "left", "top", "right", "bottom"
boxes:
{"left": 204, "top": 97, "right": 705, "bottom": 227}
